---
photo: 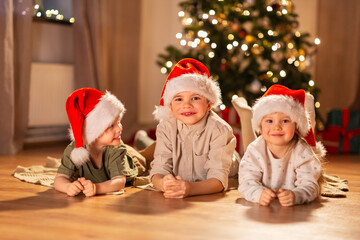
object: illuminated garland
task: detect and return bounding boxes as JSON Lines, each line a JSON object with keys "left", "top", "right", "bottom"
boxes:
{"left": 33, "top": 3, "right": 75, "bottom": 24}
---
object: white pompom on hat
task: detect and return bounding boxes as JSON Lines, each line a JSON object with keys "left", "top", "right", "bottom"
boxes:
{"left": 153, "top": 58, "right": 222, "bottom": 121}
{"left": 252, "top": 84, "right": 316, "bottom": 146}
{"left": 66, "top": 88, "right": 125, "bottom": 166}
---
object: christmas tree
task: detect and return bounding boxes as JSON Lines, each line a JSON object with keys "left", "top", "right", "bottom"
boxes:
{"left": 157, "top": 0, "right": 320, "bottom": 109}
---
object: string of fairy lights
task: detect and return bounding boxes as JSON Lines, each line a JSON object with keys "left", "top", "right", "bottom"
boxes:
{"left": 160, "top": 0, "right": 322, "bottom": 110}
{"left": 33, "top": 3, "right": 75, "bottom": 24}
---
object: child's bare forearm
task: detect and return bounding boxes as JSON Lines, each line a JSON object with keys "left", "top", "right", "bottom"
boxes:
{"left": 54, "top": 174, "right": 72, "bottom": 193}
{"left": 187, "top": 178, "right": 223, "bottom": 196}
{"left": 95, "top": 176, "right": 126, "bottom": 194}
{"left": 151, "top": 174, "right": 165, "bottom": 191}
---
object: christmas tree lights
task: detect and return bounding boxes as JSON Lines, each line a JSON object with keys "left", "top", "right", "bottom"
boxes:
{"left": 157, "top": 0, "right": 321, "bottom": 111}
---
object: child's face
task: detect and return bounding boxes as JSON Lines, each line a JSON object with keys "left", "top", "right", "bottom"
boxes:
{"left": 260, "top": 112, "right": 296, "bottom": 148}
{"left": 170, "top": 91, "right": 212, "bottom": 126}
{"left": 96, "top": 117, "right": 123, "bottom": 147}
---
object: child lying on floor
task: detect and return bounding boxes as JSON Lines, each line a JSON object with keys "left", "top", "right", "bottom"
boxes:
{"left": 235, "top": 84, "right": 325, "bottom": 206}
{"left": 150, "top": 58, "right": 239, "bottom": 198}
{"left": 54, "top": 88, "right": 150, "bottom": 197}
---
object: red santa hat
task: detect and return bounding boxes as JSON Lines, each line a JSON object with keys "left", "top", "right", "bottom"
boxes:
{"left": 66, "top": 88, "right": 125, "bottom": 166}
{"left": 252, "top": 84, "right": 316, "bottom": 146}
{"left": 153, "top": 58, "right": 222, "bottom": 120}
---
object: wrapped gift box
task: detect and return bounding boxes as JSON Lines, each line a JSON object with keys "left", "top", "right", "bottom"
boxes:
{"left": 233, "top": 126, "right": 243, "bottom": 155}
{"left": 216, "top": 106, "right": 240, "bottom": 126}
{"left": 318, "top": 109, "right": 360, "bottom": 154}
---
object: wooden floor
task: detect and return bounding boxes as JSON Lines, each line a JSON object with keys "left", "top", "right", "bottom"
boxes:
{"left": 0, "top": 143, "right": 359, "bottom": 240}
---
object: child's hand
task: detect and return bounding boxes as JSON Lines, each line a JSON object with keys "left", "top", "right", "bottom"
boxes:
{"left": 277, "top": 189, "right": 295, "bottom": 207}
{"left": 162, "top": 174, "right": 177, "bottom": 192}
{"left": 78, "top": 177, "right": 96, "bottom": 197}
{"left": 163, "top": 175, "right": 190, "bottom": 199}
{"left": 259, "top": 189, "right": 276, "bottom": 206}
{"left": 66, "top": 180, "right": 84, "bottom": 197}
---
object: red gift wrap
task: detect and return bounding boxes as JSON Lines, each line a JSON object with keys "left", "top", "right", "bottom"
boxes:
{"left": 216, "top": 107, "right": 243, "bottom": 155}
{"left": 318, "top": 109, "right": 360, "bottom": 154}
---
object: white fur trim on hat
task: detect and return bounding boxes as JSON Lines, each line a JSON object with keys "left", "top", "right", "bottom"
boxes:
{"left": 153, "top": 73, "right": 222, "bottom": 121}
{"left": 83, "top": 91, "right": 125, "bottom": 145}
{"left": 70, "top": 147, "right": 90, "bottom": 167}
{"left": 252, "top": 95, "right": 310, "bottom": 137}
{"left": 153, "top": 105, "right": 174, "bottom": 121}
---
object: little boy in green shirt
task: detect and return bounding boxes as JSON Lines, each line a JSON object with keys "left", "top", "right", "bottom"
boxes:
{"left": 54, "top": 88, "right": 147, "bottom": 196}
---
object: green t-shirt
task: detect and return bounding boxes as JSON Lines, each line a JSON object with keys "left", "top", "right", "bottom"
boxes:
{"left": 57, "top": 142, "right": 138, "bottom": 184}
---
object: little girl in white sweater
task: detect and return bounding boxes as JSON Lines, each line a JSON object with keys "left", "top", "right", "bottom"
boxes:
{"left": 237, "top": 84, "right": 324, "bottom": 206}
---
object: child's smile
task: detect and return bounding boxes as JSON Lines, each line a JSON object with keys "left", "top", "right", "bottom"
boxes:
{"left": 270, "top": 133, "right": 284, "bottom": 136}
{"left": 181, "top": 111, "right": 197, "bottom": 116}
{"left": 113, "top": 135, "right": 121, "bottom": 141}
